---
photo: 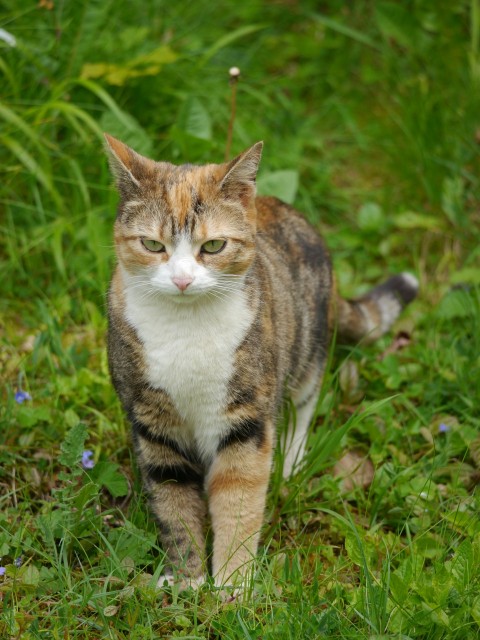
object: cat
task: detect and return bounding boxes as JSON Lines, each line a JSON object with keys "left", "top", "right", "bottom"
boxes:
{"left": 104, "top": 134, "right": 418, "bottom": 592}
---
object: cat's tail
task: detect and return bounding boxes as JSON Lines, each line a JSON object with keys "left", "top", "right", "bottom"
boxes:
{"left": 334, "top": 273, "right": 419, "bottom": 344}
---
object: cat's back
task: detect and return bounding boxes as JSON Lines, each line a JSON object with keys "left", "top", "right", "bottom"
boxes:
{"left": 254, "top": 195, "right": 331, "bottom": 310}
{"left": 248, "top": 195, "right": 332, "bottom": 387}
{"left": 255, "top": 195, "right": 330, "bottom": 279}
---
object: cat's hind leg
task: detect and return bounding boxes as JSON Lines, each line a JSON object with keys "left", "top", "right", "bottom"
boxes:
{"left": 282, "top": 366, "right": 322, "bottom": 479}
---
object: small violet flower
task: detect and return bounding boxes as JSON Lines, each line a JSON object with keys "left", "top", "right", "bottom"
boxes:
{"left": 0, "top": 567, "right": 6, "bottom": 576}
{"left": 439, "top": 423, "right": 450, "bottom": 433}
{"left": 15, "top": 390, "right": 32, "bottom": 404}
{"left": 14, "top": 556, "right": 23, "bottom": 568}
{"left": 82, "top": 450, "right": 95, "bottom": 470}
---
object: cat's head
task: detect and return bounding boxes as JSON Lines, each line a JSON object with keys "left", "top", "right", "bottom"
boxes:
{"left": 105, "top": 135, "right": 263, "bottom": 302}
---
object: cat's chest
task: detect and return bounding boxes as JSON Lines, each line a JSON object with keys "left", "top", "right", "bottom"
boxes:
{"left": 124, "top": 289, "right": 253, "bottom": 456}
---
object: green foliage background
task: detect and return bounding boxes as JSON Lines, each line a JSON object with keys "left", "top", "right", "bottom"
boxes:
{"left": 0, "top": 1, "right": 479, "bottom": 638}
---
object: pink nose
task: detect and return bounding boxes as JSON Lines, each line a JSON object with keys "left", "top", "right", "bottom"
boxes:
{"left": 172, "top": 276, "right": 193, "bottom": 291}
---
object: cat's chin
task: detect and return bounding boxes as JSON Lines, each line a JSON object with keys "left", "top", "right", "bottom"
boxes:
{"left": 161, "top": 289, "right": 211, "bottom": 304}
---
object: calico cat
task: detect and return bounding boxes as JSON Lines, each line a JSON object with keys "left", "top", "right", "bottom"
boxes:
{"left": 104, "top": 134, "right": 418, "bottom": 591}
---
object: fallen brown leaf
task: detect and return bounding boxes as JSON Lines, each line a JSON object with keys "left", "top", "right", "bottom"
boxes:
{"left": 333, "top": 449, "right": 375, "bottom": 493}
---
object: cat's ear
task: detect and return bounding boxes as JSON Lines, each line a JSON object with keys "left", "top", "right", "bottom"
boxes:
{"left": 220, "top": 142, "right": 263, "bottom": 204}
{"left": 104, "top": 134, "right": 155, "bottom": 197}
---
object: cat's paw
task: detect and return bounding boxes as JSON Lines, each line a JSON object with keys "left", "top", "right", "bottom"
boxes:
{"left": 157, "top": 573, "right": 175, "bottom": 588}
{"left": 157, "top": 572, "right": 206, "bottom": 592}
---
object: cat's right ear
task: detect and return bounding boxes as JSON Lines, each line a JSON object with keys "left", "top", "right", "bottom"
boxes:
{"left": 104, "top": 134, "right": 154, "bottom": 198}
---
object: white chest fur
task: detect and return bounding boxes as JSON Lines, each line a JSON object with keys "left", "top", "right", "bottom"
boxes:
{"left": 123, "top": 280, "right": 253, "bottom": 461}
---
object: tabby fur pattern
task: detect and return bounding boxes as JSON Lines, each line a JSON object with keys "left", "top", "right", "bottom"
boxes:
{"left": 105, "top": 135, "right": 418, "bottom": 590}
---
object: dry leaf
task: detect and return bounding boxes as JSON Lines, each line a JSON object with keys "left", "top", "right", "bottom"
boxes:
{"left": 339, "top": 360, "right": 363, "bottom": 403}
{"left": 333, "top": 450, "right": 374, "bottom": 493}
{"left": 378, "top": 330, "right": 412, "bottom": 360}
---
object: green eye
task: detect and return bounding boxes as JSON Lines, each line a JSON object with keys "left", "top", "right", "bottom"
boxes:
{"left": 141, "top": 238, "right": 165, "bottom": 253}
{"left": 201, "top": 239, "right": 226, "bottom": 254}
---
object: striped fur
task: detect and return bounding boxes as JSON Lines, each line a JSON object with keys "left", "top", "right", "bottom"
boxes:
{"left": 105, "top": 135, "right": 418, "bottom": 590}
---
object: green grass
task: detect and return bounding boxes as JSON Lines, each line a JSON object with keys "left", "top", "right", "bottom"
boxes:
{"left": 1, "top": 0, "right": 480, "bottom": 638}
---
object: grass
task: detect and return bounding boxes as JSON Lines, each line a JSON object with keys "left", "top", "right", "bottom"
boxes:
{"left": 1, "top": 0, "right": 480, "bottom": 638}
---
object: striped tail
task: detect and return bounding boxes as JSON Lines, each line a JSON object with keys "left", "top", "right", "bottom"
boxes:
{"left": 336, "top": 273, "right": 419, "bottom": 344}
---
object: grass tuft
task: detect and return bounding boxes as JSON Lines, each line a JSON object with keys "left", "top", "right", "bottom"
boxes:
{"left": 1, "top": 1, "right": 479, "bottom": 638}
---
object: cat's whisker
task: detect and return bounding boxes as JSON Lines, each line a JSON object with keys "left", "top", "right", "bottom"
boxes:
{"left": 217, "top": 274, "right": 243, "bottom": 279}
{"left": 211, "top": 288, "right": 238, "bottom": 296}
{"left": 208, "top": 289, "right": 234, "bottom": 303}
{"left": 212, "top": 287, "right": 242, "bottom": 296}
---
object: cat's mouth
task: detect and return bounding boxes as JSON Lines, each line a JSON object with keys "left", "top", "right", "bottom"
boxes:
{"left": 164, "top": 284, "right": 212, "bottom": 302}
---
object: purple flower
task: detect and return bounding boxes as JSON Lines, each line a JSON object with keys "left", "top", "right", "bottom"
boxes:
{"left": 439, "top": 423, "right": 450, "bottom": 433}
{"left": 13, "top": 556, "right": 22, "bottom": 568}
{"left": 82, "top": 450, "right": 95, "bottom": 470}
{"left": 15, "top": 390, "right": 32, "bottom": 404}
{"left": 0, "top": 567, "right": 5, "bottom": 576}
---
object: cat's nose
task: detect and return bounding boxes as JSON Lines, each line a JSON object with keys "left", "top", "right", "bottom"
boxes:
{"left": 172, "top": 276, "right": 193, "bottom": 291}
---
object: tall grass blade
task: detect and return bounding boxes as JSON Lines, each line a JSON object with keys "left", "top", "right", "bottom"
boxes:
{"left": 200, "top": 24, "right": 266, "bottom": 65}
{"left": 312, "top": 14, "right": 381, "bottom": 50}
{"left": 1, "top": 135, "right": 62, "bottom": 208}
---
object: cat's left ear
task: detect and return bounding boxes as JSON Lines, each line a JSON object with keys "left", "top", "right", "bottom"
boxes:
{"left": 220, "top": 142, "right": 263, "bottom": 204}
{"left": 104, "top": 133, "right": 155, "bottom": 198}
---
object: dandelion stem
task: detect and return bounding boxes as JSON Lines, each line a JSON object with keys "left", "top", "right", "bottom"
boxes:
{"left": 225, "top": 67, "right": 240, "bottom": 162}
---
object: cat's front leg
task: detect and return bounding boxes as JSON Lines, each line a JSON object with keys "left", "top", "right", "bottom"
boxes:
{"left": 206, "top": 420, "right": 273, "bottom": 588}
{"left": 149, "top": 480, "right": 206, "bottom": 589}
{"left": 134, "top": 426, "right": 207, "bottom": 587}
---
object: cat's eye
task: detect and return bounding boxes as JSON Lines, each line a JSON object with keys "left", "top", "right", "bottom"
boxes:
{"left": 141, "top": 238, "right": 165, "bottom": 253}
{"left": 201, "top": 239, "right": 226, "bottom": 254}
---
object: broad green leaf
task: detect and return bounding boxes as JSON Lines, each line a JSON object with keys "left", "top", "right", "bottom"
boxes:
{"left": 450, "top": 268, "right": 480, "bottom": 285}
{"left": 133, "top": 45, "right": 177, "bottom": 67}
{"left": 175, "top": 615, "right": 191, "bottom": 630}
{"left": 18, "top": 565, "right": 40, "bottom": 587}
{"left": 257, "top": 170, "right": 299, "bottom": 204}
{"left": 81, "top": 62, "right": 112, "bottom": 80}
{"left": 442, "top": 510, "right": 480, "bottom": 536}
{"left": 451, "top": 539, "right": 473, "bottom": 589}
{"left": 73, "top": 482, "right": 99, "bottom": 512}
{"left": 100, "top": 110, "right": 153, "bottom": 157}
{"left": 428, "top": 606, "right": 450, "bottom": 629}
{"left": 177, "top": 98, "right": 212, "bottom": 141}
{"left": 436, "top": 290, "right": 475, "bottom": 320}
{"left": 81, "top": 46, "right": 177, "bottom": 85}
{"left": 344, "top": 532, "right": 363, "bottom": 566}
{"left": 472, "top": 595, "right": 480, "bottom": 626}
{"left": 393, "top": 211, "right": 441, "bottom": 230}
{"left": 357, "top": 202, "right": 384, "bottom": 231}
{"left": 17, "top": 406, "right": 51, "bottom": 428}
{"left": 389, "top": 572, "right": 408, "bottom": 602}
{"left": 91, "top": 461, "right": 128, "bottom": 497}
